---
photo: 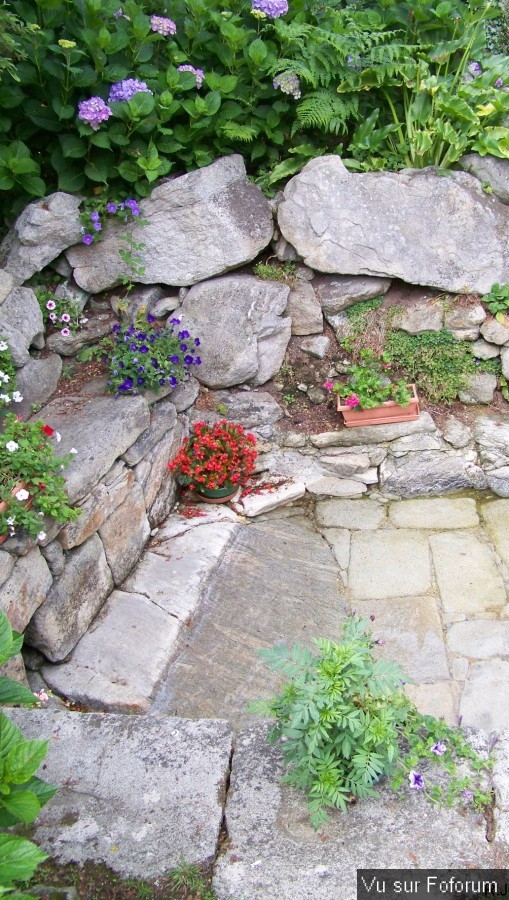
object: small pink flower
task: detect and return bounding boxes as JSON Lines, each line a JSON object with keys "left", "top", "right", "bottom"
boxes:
{"left": 344, "top": 393, "right": 360, "bottom": 408}
{"left": 61, "top": 313, "right": 71, "bottom": 323}
{"left": 323, "top": 381, "right": 334, "bottom": 391}
{"left": 49, "top": 312, "right": 57, "bottom": 322}
{"left": 46, "top": 300, "right": 56, "bottom": 310}
{"left": 60, "top": 328, "right": 70, "bottom": 337}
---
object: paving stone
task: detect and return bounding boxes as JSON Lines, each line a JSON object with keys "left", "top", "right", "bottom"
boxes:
{"left": 153, "top": 517, "right": 348, "bottom": 727}
{"left": 305, "top": 477, "right": 366, "bottom": 497}
{"left": 239, "top": 481, "right": 306, "bottom": 516}
{"left": 7, "top": 709, "right": 232, "bottom": 878}
{"left": 315, "top": 498, "right": 387, "bottom": 530}
{"left": 213, "top": 723, "right": 495, "bottom": 899}
{"left": 41, "top": 590, "right": 181, "bottom": 712}
{"left": 447, "top": 620, "right": 509, "bottom": 659}
{"left": 460, "top": 659, "right": 509, "bottom": 730}
{"left": 480, "top": 499, "right": 509, "bottom": 567}
{"left": 349, "top": 531, "right": 432, "bottom": 600}
{"left": 388, "top": 497, "right": 479, "bottom": 529}
{"left": 404, "top": 682, "right": 461, "bottom": 726}
{"left": 122, "top": 522, "right": 238, "bottom": 622}
{"left": 310, "top": 412, "right": 437, "bottom": 447}
{"left": 321, "top": 528, "right": 350, "bottom": 570}
{"left": 430, "top": 533, "right": 507, "bottom": 621}
{"left": 368, "top": 596, "right": 450, "bottom": 683}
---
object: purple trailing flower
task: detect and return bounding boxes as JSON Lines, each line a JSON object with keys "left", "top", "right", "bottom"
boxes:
{"left": 430, "top": 741, "right": 447, "bottom": 756}
{"left": 177, "top": 65, "right": 205, "bottom": 88}
{"left": 147, "top": 314, "right": 156, "bottom": 323}
{"left": 251, "top": 0, "right": 288, "bottom": 18}
{"left": 150, "top": 15, "right": 176, "bottom": 35}
{"left": 194, "top": 337, "right": 200, "bottom": 346}
{"left": 108, "top": 79, "right": 153, "bottom": 103}
{"left": 409, "top": 771, "right": 424, "bottom": 790}
{"left": 106, "top": 202, "right": 118, "bottom": 214}
{"left": 178, "top": 330, "right": 190, "bottom": 339}
{"left": 462, "top": 790, "right": 474, "bottom": 803}
{"left": 124, "top": 198, "right": 141, "bottom": 216}
{"left": 82, "top": 233, "right": 94, "bottom": 245}
{"left": 273, "top": 72, "right": 301, "bottom": 99}
{"left": 90, "top": 211, "right": 100, "bottom": 222}
{"left": 78, "top": 96, "right": 112, "bottom": 129}
{"left": 93, "top": 222, "right": 102, "bottom": 231}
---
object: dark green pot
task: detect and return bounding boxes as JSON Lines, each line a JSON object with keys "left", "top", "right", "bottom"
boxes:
{"left": 196, "top": 484, "right": 238, "bottom": 503}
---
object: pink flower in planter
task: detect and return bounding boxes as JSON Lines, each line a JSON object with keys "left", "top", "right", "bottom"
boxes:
{"left": 344, "top": 393, "right": 360, "bottom": 408}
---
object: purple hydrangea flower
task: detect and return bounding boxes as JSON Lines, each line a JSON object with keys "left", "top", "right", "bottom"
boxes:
{"left": 150, "top": 15, "right": 176, "bottom": 35}
{"left": 273, "top": 72, "right": 301, "bottom": 99}
{"left": 177, "top": 65, "right": 205, "bottom": 89}
{"left": 495, "top": 77, "right": 504, "bottom": 88}
{"left": 78, "top": 97, "right": 111, "bottom": 129}
{"left": 82, "top": 233, "right": 94, "bottom": 245}
{"left": 409, "top": 771, "right": 424, "bottom": 790}
{"left": 252, "top": 0, "right": 288, "bottom": 18}
{"left": 108, "top": 79, "right": 153, "bottom": 103}
{"left": 467, "top": 61, "right": 482, "bottom": 77}
{"left": 430, "top": 741, "right": 447, "bottom": 756}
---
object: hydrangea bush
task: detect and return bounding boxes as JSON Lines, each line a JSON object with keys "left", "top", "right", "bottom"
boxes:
{"left": 107, "top": 314, "right": 202, "bottom": 396}
{"left": 1, "top": 0, "right": 508, "bottom": 222}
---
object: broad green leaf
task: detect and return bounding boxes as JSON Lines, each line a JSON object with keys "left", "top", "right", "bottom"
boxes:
{"left": 18, "top": 175, "right": 46, "bottom": 197}
{"left": 84, "top": 157, "right": 111, "bottom": 184}
{"left": 90, "top": 132, "right": 111, "bottom": 149}
{"left": 204, "top": 91, "right": 221, "bottom": 116}
{"left": 1, "top": 789, "right": 41, "bottom": 824}
{"left": 0, "top": 174, "right": 15, "bottom": 190}
{"left": 117, "top": 159, "right": 141, "bottom": 182}
{"left": 0, "top": 715, "right": 25, "bottom": 758}
{"left": 0, "top": 834, "right": 47, "bottom": 886}
{"left": 0, "top": 85, "right": 25, "bottom": 110}
{"left": 0, "top": 679, "right": 38, "bottom": 708}
{"left": 126, "top": 91, "right": 155, "bottom": 118}
{"left": 5, "top": 740, "right": 49, "bottom": 784}
{"left": 267, "top": 157, "right": 304, "bottom": 183}
{"left": 58, "top": 134, "right": 87, "bottom": 159}
{"left": 27, "top": 775, "right": 57, "bottom": 809}
{"left": 24, "top": 100, "right": 61, "bottom": 132}
{"left": 248, "top": 38, "right": 268, "bottom": 67}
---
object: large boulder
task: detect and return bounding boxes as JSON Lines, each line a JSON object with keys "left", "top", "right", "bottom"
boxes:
{"left": 0, "top": 287, "right": 44, "bottom": 366}
{"left": 176, "top": 274, "right": 291, "bottom": 388}
{"left": 0, "top": 193, "right": 82, "bottom": 285}
{"left": 277, "top": 156, "right": 509, "bottom": 294}
{"left": 66, "top": 156, "right": 274, "bottom": 292}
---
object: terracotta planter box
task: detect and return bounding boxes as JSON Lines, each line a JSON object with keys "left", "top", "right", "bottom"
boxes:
{"left": 337, "top": 384, "right": 420, "bottom": 427}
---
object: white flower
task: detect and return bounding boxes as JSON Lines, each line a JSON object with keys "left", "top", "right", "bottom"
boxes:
{"left": 12, "top": 392, "right": 22, "bottom": 402}
{"left": 0, "top": 394, "right": 11, "bottom": 404}
{"left": 5, "top": 440, "right": 18, "bottom": 452}
{"left": 69, "top": 447, "right": 78, "bottom": 454}
{"left": 55, "top": 431, "right": 61, "bottom": 442}
{"left": 0, "top": 340, "right": 7, "bottom": 351}
{"left": 37, "top": 531, "right": 46, "bottom": 542}
{"left": 1, "top": 373, "right": 9, "bottom": 383}
{"left": 15, "top": 488, "right": 29, "bottom": 501}
{"left": 6, "top": 516, "right": 15, "bottom": 526}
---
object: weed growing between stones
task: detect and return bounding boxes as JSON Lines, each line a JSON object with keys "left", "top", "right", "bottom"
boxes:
{"left": 384, "top": 329, "right": 477, "bottom": 402}
{"left": 253, "top": 260, "right": 296, "bottom": 284}
{"left": 251, "top": 616, "right": 493, "bottom": 830}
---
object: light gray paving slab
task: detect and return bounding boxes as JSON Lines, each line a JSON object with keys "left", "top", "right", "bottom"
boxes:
{"left": 7, "top": 709, "right": 232, "bottom": 879}
{"left": 368, "top": 596, "right": 450, "bottom": 682}
{"left": 447, "top": 620, "right": 509, "bottom": 659}
{"left": 238, "top": 481, "right": 306, "bottom": 516}
{"left": 388, "top": 497, "right": 479, "bottom": 529}
{"left": 315, "top": 498, "right": 387, "bottom": 530}
{"left": 321, "top": 528, "right": 350, "bottom": 570}
{"left": 480, "top": 499, "right": 509, "bottom": 568}
{"left": 348, "top": 531, "right": 432, "bottom": 600}
{"left": 404, "top": 681, "right": 461, "bottom": 726}
{"left": 430, "top": 533, "right": 507, "bottom": 621}
{"left": 305, "top": 476, "right": 366, "bottom": 496}
{"left": 40, "top": 590, "right": 180, "bottom": 712}
{"left": 460, "top": 659, "right": 509, "bottom": 730}
{"left": 213, "top": 724, "right": 497, "bottom": 900}
{"left": 122, "top": 522, "right": 238, "bottom": 621}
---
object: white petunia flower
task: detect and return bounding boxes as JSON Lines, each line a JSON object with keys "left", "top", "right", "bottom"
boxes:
{"left": 37, "top": 531, "right": 46, "bottom": 541}
{"left": 0, "top": 341, "right": 7, "bottom": 351}
{"left": 15, "top": 488, "right": 29, "bottom": 501}
{"left": 69, "top": 447, "right": 78, "bottom": 454}
{"left": 55, "top": 431, "right": 61, "bottom": 442}
{"left": 5, "top": 440, "right": 18, "bottom": 452}
{"left": 0, "top": 394, "right": 11, "bottom": 404}
{"left": 6, "top": 516, "right": 15, "bottom": 526}
{"left": 12, "top": 392, "right": 22, "bottom": 402}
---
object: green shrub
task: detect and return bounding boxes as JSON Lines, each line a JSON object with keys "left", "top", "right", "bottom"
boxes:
{"left": 250, "top": 616, "right": 492, "bottom": 830}
{"left": 481, "top": 281, "right": 509, "bottom": 321}
{"left": 384, "top": 328, "right": 476, "bottom": 402}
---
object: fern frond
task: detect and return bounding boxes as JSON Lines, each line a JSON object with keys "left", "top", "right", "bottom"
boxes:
{"left": 296, "top": 90, "right": 359, "bottom": 135}
{"left": 219, "top": 122, "right": 258, "bottom": 142}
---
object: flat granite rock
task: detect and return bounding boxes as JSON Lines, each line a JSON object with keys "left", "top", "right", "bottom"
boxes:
{"left": 7, "top": 709, "right": 232, "bottom": 879}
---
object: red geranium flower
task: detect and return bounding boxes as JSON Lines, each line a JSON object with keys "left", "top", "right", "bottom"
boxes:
{"left": 41, "top": 424, "right": 54, "bottom": 437}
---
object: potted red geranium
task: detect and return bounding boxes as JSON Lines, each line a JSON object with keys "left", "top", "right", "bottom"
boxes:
{"left": 168, "top": 420, "right": 257, "bottom": 503}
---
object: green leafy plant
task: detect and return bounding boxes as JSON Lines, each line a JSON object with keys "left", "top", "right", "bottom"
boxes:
{"left": 0, "top": 413, "right": 80, "bottom": 542}
{"left": 250, "top": 616, "right": 492, "bottom": 830}
{"left": 0, "top": 340, "right": 22, "bottom": 415}
{"left": 481, "top": 281, "right": 509, "bottom": 321}
{"left": 325, "top": 348, "right": 412, "bottom": 409}
{"left": 0, "top": 610, "right": 56, "bottom": 898}
{"left": 384, "top": 328, "right": 476, "bottom": 402}
{"left": 168, "top": 419, "right": 258, "bottom": 492}
{"left": 253, "top": 260, "right": 296, "bottom": 283}
{"left": 106, "top": 314, "right": 202, "bottom": 396}
{"left": 168, "top": 858, "right": 216, "bottom": 899}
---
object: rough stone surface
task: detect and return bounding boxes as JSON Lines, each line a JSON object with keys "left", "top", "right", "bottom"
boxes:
{"left": 369, "top": 595, "right": 450, "bottom": 682}
{"left": 395, "top": 296, "right": 444, "bottom": 333}
{"left": 443, "top": 302, "right": 486, "bottom": 333}
{"left": 0, "top": 193, "right": 82, "bottom": 285}
{"left": 429, "top": 532, "right": 507, "bottom": 621}
{"left": 14, "top": 353, "right": 62, "bottom": 419}
{"left": 458, "top": 372, "right": 497, "bottom": 404}
{"left": 0, "top": 548, "right": 52, "bottom": 632}
{"left": 0, "top": 550, "right": 15, "bottom": 588}
{"left": 474, "top": 415, "right": 509, "bottom": 469}
{"left": 278, "top": 156, "right": 509, "bottom": 293}
{"left": 460, "top": 152, "right": 509, "bottom": 203}
{"left": 239, "top": 481, "right": 306, "bottom": 516}
{"left": 286, "top": 282, "right": 323, "bottom": 334}
{"left": 404, "top": 682, "right": 461, "bottom": 726}
{"left": 134, "top": 421, "right": 184, "bottom": 526}
{"left": 67, "top": 156, "right": 274, "bottom": 291}
{"left": 471, "top": 337, "right": 500, "bottom": 359}
{"left": 460, "top": 660, "right": 509, "bottom": 730}
{"left": 305, "top": 476, "right": 366, "bottom": 497}
{"left": 315, "top": 498, "right": 387, "bottom": 530}
{"left": 447, "top": 620, "right": 509, "bottom": 659}
{"left": 58, "top": 464, "right": 134, "bottom": 551}
{"left": 122, "top": 398, "right": 177, "bottom": 466}
{"left": 190, "top": 390, "right": 283, "bottom": 431}
{"left": 388, "top": 497, "right": 479, "bottom": 529}
{"left": 312, "top": 274, "right": 391, "bottom": 314}
{"left": 0, "top": 269, "right": 13, "bottom": 303}
{"left": 441, "top": 416, "right": 472, "bottom": 449}
{"left": 310, "top": 413, "right": 437, "bottom": 447}
{"left": 348, "top": 530, "right": 432, "bottom": 600}
{"left": 7, "top": 709, "right": 232, "bottom": 878}
{"left": 0, "top": 287, "right": 44, "bottom": 366}
{"left": 380, "top": 451, "right": 486, "bottom": 497}
{"left": 34, "top": 394, "right": 150, "bottom": 503}
{"left": 319, "top": 451, "right": 371, "bottom": 476}
{"left": 176, "top": 275, "right": 290, "bottom": 388}
{"left": 480, "top": 316, "right": 509, "bottom": 345}
{"left": 213, "top": 724, "right": 497, "bottom": 900}
{"left": 299, "top": 335, "right": 330, "bottom": 358}
{"left": 25, "top": 534, "right": 114, "bottom": 662}
{"left": 99, "top": 481, "right": 151, "bottom": 585}
{"left": 41, "top": 590, "right": 181, "bottom": 712}
{"left": 46, "top": 310, "right": 117, "bottom": 356}
{"left": 480, "top": 499, "right": 509, "bottom": 568}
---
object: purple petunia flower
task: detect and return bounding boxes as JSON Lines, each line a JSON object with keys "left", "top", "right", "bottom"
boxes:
{"left": 409, "top": 771, "right": 424, "bottom": 790}
{"left": 93, "top": 222, "right": 102, "bottom": 231}
{"left": 169, "top": 376, "right": 178, "bottom": 386}
{"left": 150, "top": 15, "right": 177, "bottom": 36}
{"left": 178, "top": 330, "right": 190, "bottom": 339}
{"left": 124, "top": 198, "right": 141, "bottom": 216}
{"left": 60, "top": 327, "right": 71, "bottom": 337}
{"left": 177, "top": 65, "right": 205, "bottom": 89}
{"left": 137, "top": 377, "right": 145, "bottom": 386}
{"left": 82, "top": 233, "right": 94, "bottom": 245}
{"left": 194, "top": 337, "right": 200, "bottom": 346}
{"left": 184, "top": 355, "right": 194, "bottom": 364}
{"left": 78, "top": 96, "right": 112, "bottom": 129}
{"left": 194, "top": 356, "right": 201, "bottom": 365}
{"left": 251, "top": 0, "right": 288, "bottom": 17}
{"left": 430, "top": 741, "right": 447, "bottom": 756}
{"left": 112, "top": 324, "right": 121, "bottom": 331}
{"left": 108, "top": 79, "right": 153, "bottom": 103}
{"left": 170, "top": 355, "right": 180, "bottom": 363}
{"left": 106, "top": 202, "right": 118, "bottom": 214}
{"left": 139, "top": 345, "right": 149, "bottom": 353}
{"left": 90, "top": 211, "right": 100, "bottom": 222}
{"left": 147, "top": 314, "right": 156, "bottom": 323}
{"left": 170, "top": 317, "right": 180, "bottom": 325}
